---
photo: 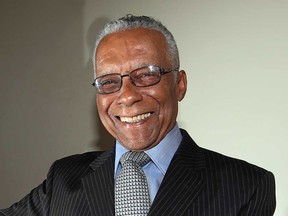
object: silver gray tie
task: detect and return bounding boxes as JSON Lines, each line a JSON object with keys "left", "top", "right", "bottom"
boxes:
{"left": 115, "top": 151, "right": 151, "bottom": 216}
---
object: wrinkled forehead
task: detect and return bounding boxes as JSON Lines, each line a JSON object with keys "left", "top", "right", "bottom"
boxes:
{"left": 95, "top": 28, "right": 171, "bottom": 74}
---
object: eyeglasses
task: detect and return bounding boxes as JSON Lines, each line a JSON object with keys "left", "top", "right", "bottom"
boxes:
{"left": 92, "top": 65, "right": 179, "bottom": 94}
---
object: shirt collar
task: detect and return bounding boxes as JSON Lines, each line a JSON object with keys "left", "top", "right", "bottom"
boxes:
{"left": 114, "top": 123, "right": 182, "bottom": 175}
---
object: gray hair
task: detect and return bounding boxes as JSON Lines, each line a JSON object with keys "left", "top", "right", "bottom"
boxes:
{"left": 93, "top": 15, "right": 179, "bottom": 77}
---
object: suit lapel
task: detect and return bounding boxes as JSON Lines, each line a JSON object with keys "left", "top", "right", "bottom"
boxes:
{"left": 82, "top": 149, "right": 115, "bottom": 216}
{"left": 80, "top": 130, "right": 206, "bottom": 216}
{"left": 149, "top": 129, "right": 206, "bottom": 216}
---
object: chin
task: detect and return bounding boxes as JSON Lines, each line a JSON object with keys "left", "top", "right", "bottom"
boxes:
{"left": 122, "top": 141, "right": 155, "bottom": 151}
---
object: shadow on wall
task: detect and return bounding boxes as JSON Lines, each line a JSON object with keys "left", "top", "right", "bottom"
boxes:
{"left": 85, "top": 16, "right": 115, "bottom": 151}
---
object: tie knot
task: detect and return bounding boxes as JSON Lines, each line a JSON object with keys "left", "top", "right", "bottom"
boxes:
{"left": 120, "top": 151, "right": 151, "bottom": 167}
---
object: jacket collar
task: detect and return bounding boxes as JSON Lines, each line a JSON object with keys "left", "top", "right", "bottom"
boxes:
{"left": 82, "top": 149, "right": 115, "bottom": 216}
{"left": 149, "top": 129, "right": 206, "bottom": 216}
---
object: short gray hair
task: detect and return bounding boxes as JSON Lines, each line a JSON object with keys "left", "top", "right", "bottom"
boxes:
{"left": 93, "top": 15, "right": 179, "bottom": 77}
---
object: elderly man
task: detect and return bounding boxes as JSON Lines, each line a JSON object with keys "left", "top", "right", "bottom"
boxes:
{"left": 1, "top": 15, "right": 275, "bottom": 216}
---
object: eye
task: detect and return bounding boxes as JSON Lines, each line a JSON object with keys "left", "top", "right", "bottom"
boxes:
{"left": 101, "top": 79, "right": 116, "bottom": 86}
{"left": 137, "top": 72, "right": 152, "bottom": 78}
{"left": 97, "top": 75, "right": 120, "bottom": 87}
{"left": 137, "top": 71, "right": 159, "bottom": 80}
{"left": 137, "top": 70, "right": 159, "bottom": 77}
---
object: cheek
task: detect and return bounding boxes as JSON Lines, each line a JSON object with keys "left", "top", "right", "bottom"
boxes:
{"left": 157, "top": 87, "right": 179, "bottom": 115}
{"left": 96, "top": 96, "right": 111, "bottom": 116}
{"left": 146, "top": 87, "right": 177, "bottom": 114}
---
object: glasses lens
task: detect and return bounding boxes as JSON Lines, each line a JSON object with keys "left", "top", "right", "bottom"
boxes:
{"left": 95, "top": 74, "right": 121, "bottom": 94}
{"left": 131, "top": 66, "right": 161, "bottom": 87}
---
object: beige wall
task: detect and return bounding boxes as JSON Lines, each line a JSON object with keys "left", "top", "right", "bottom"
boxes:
{"left": 1, "top": 0, "right": 287, "bottom": 215}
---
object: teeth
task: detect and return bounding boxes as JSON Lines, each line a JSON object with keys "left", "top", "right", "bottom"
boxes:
{"left": 120, "top": 113, "right": 151, "bottom": 123}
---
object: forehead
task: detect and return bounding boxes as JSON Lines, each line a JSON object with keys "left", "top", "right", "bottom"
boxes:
{"left": 98, "top": 28, "right": 167, "bottom": 50}
{"left": 95, "top": 28, "right": 170, "bottom": 73}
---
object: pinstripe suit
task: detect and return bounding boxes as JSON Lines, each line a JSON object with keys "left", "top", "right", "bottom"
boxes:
{"left": 0, "top": 129, "right": 276, "bottom": 215}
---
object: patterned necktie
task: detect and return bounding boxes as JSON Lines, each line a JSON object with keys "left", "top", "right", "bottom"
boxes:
{"left": 115, "top": 151, "right": 151, "bottom": 216}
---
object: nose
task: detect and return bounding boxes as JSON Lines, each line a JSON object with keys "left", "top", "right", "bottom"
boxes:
{"left": 116, "top": 77, "right": 143, "bottom": 107}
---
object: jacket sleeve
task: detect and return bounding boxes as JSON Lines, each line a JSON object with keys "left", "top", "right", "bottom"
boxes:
{"left": 239, "top": 171, "right": 276, "bottom": 216}
{"left": 0, "top": 162, "right": 56, "bottom": 216}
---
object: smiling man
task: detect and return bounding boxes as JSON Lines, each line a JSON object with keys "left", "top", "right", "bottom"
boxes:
{"left": 1, "top": 15, "right": 275, "bottom": 216}
{"left": 94, "top": 27, "right": 186, "bottom": 151}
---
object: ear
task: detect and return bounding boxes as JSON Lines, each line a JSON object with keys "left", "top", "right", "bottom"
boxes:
{"left": 176, "top": 70, "right": 187, "bottom": 101}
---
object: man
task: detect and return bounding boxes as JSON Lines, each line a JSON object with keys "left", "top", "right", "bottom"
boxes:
{"left": 0, "top": 15, "right": 275, "bottom": 216}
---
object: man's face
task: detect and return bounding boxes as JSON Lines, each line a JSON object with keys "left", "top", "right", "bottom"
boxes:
{"left": 95, "top": 28, "right": 187, "bottom": 151}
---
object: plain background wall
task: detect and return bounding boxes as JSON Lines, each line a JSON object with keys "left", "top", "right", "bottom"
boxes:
{"left": 0, "top": 0, "right": 287, "bottom": 215}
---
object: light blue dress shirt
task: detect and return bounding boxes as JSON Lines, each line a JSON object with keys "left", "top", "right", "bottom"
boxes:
{"left": 114, "top": 123, "right": 182, "bottom": 203}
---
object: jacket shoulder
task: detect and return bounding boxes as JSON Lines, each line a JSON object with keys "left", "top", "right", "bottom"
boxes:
{"left": 202, "top": 145, "right": 271, "bottom": 177}
{"left": 54, "top": 151, "right": 104, "bottom": 167}
{"left": 180, "top": 128, "right": 273, "bottom": 181}
{"left": 47, "top": 151, "right": 106, "bottom": 189}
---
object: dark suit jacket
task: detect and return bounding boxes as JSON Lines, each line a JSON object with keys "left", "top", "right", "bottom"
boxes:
{"left": 0, "top": 129, "right": 276, "bottom": 215}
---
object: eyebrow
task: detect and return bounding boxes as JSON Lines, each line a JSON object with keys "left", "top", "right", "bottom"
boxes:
{"left": 96, "top": 66, "right": 119, "bottom": 76}
{"left": 97, "top": 63, "right": 158, "bottom": 77}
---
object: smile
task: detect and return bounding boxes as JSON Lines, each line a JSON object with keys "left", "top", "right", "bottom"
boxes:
{"left": 119, "top": 113, "right": 151, "bottom": 123}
